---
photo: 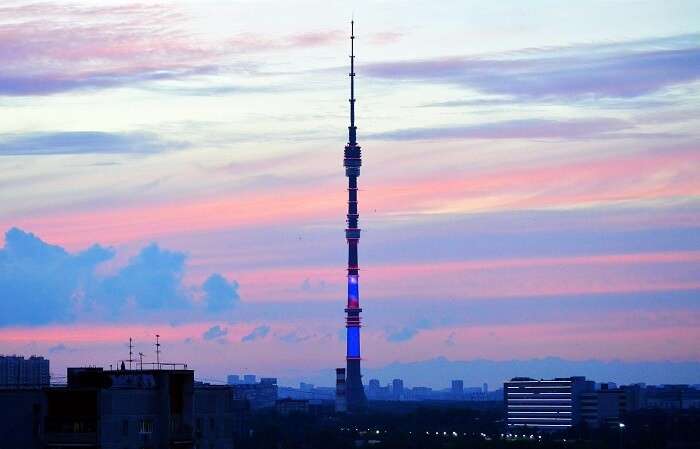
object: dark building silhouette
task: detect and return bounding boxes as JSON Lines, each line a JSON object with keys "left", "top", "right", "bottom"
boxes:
{"left": 340, "top": 20, "right": 367, "bottom": 414}
{"left": 0, "top": 366, "right": 250, "bottom": 449}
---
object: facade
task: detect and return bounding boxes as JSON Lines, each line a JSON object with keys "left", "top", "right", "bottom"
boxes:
{"left": 276, "top": 398, "right": 310, "bottom": 415}
{"left": 194, "top": 385, "right": 250, "bottom": 449}
{"left": 340, "top": 20, "right": 367, "bottom": 413}
{"left": 451, "top": 380, "right": 464, "bottom": 397}
{"left": 645, "top": 384, "right": 700, "bottom": 409}
{"left": 580, "top": 384, "right": 627, "bottom": 428}
{"left": 504, "top": 376, "right": 595, "bottom": 430}
{"left": 0, "top": 355, "right": 50, "bottom": 387}
{"left": 243, "top": 375, "right": 256, "bottom": 385}
{"left": 392, "top": 379, "right": 404, "bottom": 400}
{"left": 230, "top": 377, "right": 277, "bottom": 409}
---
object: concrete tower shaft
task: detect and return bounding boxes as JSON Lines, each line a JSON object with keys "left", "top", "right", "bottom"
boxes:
{"left": 342, "top": 20, "right": 367, "bottom": 412}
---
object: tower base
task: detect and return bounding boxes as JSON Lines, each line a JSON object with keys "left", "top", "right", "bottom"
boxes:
{"left": 345, "top": 358, "right": 367, "bottom": 413}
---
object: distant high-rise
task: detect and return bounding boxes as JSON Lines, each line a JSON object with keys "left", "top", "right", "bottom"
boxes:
{"left": 392, "top": 379, "right": 404, "bottom": 400}
{"left": 341, "top": 20, "right": 367, "bottom": 412}
{"left": 227, "top": 374, "right": 241, "bottom": 385}
{"left": 0, "top": 355, "right": 49, "bottom": 387}
{"left": 451, "top": 379, "right": 464, "bottom": 396}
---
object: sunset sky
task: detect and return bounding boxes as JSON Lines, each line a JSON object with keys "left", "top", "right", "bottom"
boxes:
{"left": 1, "top": 0, "right": 699, "bottom": 387}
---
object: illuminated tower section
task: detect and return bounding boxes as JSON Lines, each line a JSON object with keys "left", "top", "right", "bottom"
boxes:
{"left": 343, "top": 20, "right": 367, "bottom": 412}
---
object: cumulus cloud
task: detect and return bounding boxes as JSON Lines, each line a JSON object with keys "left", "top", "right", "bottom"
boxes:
{"left": 203, "top": 274, "right": 240, "bottom": 313}
{"left": 364, "top": 34, "right": 700, "bottom": 100}
{"left": 95, "top": 243, "right": 190, "bottom": 311}
{"left": 0, "top": 131, "right": 185, "bottom": 156}
{"left": 202, "top": 325, "right": 228, "bottom": 341}
{"left": 0, "top": 227, "right": 240, "bottom": 326}
{"left": 0, "top": 227, "right": 113, "bottom": 325}
{"left": 241, "top": 325, "right": 270, "bottom": 342}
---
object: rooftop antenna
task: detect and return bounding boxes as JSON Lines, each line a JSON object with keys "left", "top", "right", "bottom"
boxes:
{"left": 155, "top": 334, "right": 161, "bottom": 370}
{"left": 138, "top": 352, "right": 144, "bottom": 370}
{"left": 128, "top": 337, "right": 133, "bottom": 370}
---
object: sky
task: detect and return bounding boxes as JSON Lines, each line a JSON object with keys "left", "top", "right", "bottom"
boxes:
{"left": 0, "top": 0, "right": 699, "bottom": 388}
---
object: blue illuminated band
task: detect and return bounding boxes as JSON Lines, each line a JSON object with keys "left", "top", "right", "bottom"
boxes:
{"left": 347, "top": 326, "right": 360, "bottom": 359}
{"left": 347, "top": 274, "right": 359, "bottom": 308}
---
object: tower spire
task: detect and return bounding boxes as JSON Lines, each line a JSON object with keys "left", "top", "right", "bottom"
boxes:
{"left": 349, "top": 20, "right": 356, "bottom": 145}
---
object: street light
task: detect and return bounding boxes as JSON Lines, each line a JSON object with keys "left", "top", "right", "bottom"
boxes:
{"left": 618, "top": 422, "right": 626, "bottom": 449}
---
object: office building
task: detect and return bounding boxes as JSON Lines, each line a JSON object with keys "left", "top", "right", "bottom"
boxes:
{"left": 504, "top": 376, "right": 594, "bottom": 430}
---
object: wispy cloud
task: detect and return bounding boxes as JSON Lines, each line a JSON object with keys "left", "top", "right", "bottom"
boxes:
{"left": 0, "top": 3, "right": 217, "bottom": 95}
{"left": 369, "top": 118, "right": 632, "bottom": 141}
{"left": 227, "top": 30, "right": 340, "bottom": 53}
{"left": 0, "top": 2, "right": 348, "bottom": 96}
{"left": 365, "top": 34, "right": 700, "bottom": 100}
{"left": 0, "top": 131, "right": 184, "bottom": 156}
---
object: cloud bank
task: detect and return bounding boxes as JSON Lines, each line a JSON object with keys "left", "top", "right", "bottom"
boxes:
{"left": 0, "top": 132, "right": 183, "bottom": 156}
{"left": 365, "top": 35, "right": 700, "bottom": 100}
{"left": 0, "top": 228, "right": 239, "bottom": 326}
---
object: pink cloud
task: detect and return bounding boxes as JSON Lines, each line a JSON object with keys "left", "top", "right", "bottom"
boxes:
{"left": 0, "top": 2, "right": 215, "bottom": 94}
{"left": 206, "top": 250, "right": 700, "bottom": 302}
{"left": 382, "top": 318, "right": 700, "bottom": 363}
{"left": 3, "top": 145, "right": 697, "bottom": 250}
{"left": 227, "top": 30, "right": 340, "bottom": 53}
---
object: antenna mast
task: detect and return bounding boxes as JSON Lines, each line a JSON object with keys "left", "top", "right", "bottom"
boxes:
{"left": 155, "top": 334, "right": 161, "bottom": 370}
{"left": 349, "top": 20, "right": 356, "bottom": 144}
{"left": 128, "top": 337, "right": 133, "bottom": 370}
{"left": 138, "top": 352, "right": 144, "bottom": 370}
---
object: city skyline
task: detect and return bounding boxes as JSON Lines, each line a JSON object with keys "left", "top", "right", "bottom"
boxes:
{"left": 1, "top": 0, "right": 700, "bottom": 387}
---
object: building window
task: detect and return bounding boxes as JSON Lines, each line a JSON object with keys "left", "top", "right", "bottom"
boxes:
{"left": 138, "top": 419, "right": 153, "bottom": 434}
